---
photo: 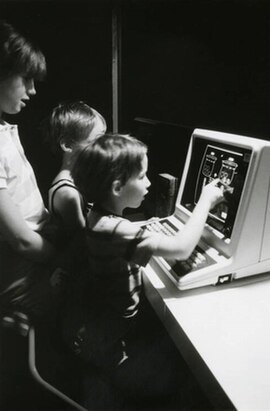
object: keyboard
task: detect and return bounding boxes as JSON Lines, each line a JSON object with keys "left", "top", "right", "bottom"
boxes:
{"left": 145, "top": 218, "right": 177, "bottom": 236}
{"left": 146, "top": 218, "right": 215, "bottom": 277}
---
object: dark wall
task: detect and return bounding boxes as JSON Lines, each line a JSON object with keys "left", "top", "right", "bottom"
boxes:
{"left": 120, "top": 0, "right": 270, "bottom": 140}
{"left": 1, "top": 0, "right": 269, "bottom": 203}
{"left": 0, "top": 0, "right": 113, "bottom": 200}
{"left": 119, "top": 0, "right": 270, "bottom": 216}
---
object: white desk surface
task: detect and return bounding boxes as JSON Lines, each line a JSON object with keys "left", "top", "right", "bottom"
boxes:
{"left": 143, "top": 259, "right": 270, "bottom": 411}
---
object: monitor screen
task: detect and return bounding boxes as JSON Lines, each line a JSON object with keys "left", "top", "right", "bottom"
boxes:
{"left": 180, "top": 137, "right": 252, "bottom": 240}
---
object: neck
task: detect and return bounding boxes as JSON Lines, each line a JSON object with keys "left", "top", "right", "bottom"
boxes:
{"left": 100, "top": 199, "right": 124, "bottom": 216}
{"left": 52, "top": 167, "right": 73, "bottom": 185}
{"left": 58, "top": 168, "right": 72, "bottom": 179}
{"left": 61, "top": 152, "right": 74, "bottom": 169}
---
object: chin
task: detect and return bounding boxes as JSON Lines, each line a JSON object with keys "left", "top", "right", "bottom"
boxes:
{"left": 7, "top": 107, "right": 21, "bottom": 114}
{"left": 136, "top": 200, "right": 144, "bottom": 208}
{"left": 128, "top": 203, "right": 140, "bottom": 210}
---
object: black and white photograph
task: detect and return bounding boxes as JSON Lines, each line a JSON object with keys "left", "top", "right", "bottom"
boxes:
{"left": 0, "top": 0, "right": 270, "bottom": 410}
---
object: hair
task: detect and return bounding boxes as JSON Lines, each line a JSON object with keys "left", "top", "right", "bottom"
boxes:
{"left": 0, "top": 20, "right": 46, "bottom": 82}
{"left": 45, "top": 100, "right": 107, "bottom": 155}
{"left": 72, "top": 133, "right": 148, "bottom": 203}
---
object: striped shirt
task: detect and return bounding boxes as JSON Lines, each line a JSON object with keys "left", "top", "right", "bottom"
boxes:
{"left": 85, "top": 207, "right": 159, "bottom": 319}
{"left": 61, "top": 207, "right": 160, "bottom": 368}
{"left": 0, "top": 123, "right": 49, "bottom": 238}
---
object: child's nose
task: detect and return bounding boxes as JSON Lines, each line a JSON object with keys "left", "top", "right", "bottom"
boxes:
{"left": 27, "top": 79, "right": 36, "bottom": 96}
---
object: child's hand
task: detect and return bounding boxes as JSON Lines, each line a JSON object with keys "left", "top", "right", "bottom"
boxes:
{"left": 132, "top": 216, "right": 159, "bottom": 226}
{"left": 201, "top": 179, "right": 224, "bottom": 210}
{"left": 145, "top": 217, "right": 159, "bottom": 224}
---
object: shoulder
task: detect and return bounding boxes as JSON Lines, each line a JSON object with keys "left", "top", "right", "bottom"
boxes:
{"left": 114, "top": 219, "right": 142, "bottom": 237}
{"left": 88, "top": 214, "right": 140, "bottom": 238}
{"left": 57, "top": 186, "right": 81, "bottom": 203}
{"left": 51, "top": 183, "right": 81, "bottom": 211}
{"left": 56, "top": 184, "right": 80, "bottom": 199}
{"left": 0, "top": 124, "right": 23, "bottom": 166}
{"left": 50, "top": 179, "right": 79, "bottom": 199}
{"left": 0, "top": 123, "right": 16, "bottom": 152}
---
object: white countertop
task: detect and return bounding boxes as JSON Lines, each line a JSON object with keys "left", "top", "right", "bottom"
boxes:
{"left": 143, "top": 260, "right": 270, "bottom": 410}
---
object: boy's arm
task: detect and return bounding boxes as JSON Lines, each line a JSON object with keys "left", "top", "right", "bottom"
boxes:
{"left": 153, "top": 195, "right": 213, "bottom": 260}
{"left": 153, "top": 180, "right": 224, "bottom": 260}
{"left": 52, "top": 188, "right": 86, "bottom": 232}
{"left": 0, "top": 189, "right": 55, "bottom": 262}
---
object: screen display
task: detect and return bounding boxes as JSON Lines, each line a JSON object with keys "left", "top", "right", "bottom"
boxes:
{"left": 180, "top": 137, "right": 252, "bottom": 239}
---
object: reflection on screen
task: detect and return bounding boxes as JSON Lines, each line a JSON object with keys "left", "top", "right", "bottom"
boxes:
{"left": 180, "top": 138, "right": 251, "bottom": 239}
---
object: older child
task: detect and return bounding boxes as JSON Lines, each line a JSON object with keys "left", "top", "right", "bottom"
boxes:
{"left": 46, "top": 101, "right": 106, "bottom": 237}
{"left": 64, "top": 133, "right": 224, "bottom": 405}
{"left": 0, "top": 20, "right": 59, "bottom": 321}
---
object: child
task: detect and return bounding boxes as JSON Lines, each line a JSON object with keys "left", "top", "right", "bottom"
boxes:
{"left": 0, "top": 20, "right": 60, "bottom": 321}
{"left": 44, "top": 102, "right": 107, "bottom": 312}
{"left": 63, "top": 133, "right": 224, "bottom": 405}
{"left": 46, "top": 100, "right": 107, "bottom": 237}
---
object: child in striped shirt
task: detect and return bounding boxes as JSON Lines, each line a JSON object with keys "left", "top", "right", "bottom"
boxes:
{"left": 62, "top": 133, "right": 224, "bottom": 407}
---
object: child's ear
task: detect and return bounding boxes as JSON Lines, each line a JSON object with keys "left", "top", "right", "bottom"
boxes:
{"left": 112, "top": 180, "right": 123, "bottom": 197}
{"left": 60, "top": 138, "right": 73, "bottom": 153}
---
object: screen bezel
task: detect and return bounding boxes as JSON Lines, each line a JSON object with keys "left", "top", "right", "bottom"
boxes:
{"left": 174, "top": 129, "right": 260, "bottom": 257}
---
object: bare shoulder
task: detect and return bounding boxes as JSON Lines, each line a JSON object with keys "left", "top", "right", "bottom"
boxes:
{"left": 53, "top": 186, "right": 82, "bottom": 215}
{"left": 54, "top": 185, "right": 80, "bottom": 202}
{"left": 88, "top": 215, "right": 139, "bottom": 237}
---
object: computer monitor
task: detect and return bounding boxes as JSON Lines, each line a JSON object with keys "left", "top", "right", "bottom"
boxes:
{"left": 149, "top": 128, "right": 270, "bottom": 290}
{"left": 179, "top": 137, "right": 252, "bottom": 243}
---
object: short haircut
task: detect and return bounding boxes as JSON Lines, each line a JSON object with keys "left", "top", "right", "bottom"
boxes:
{"left": 72, "top": 133, "right": 148, "bottom": 203}
{"left": 45, "top": 100, "right": 107, "bottom": 155}
{"left": 0, "top": 20, "right": 46, "bottom": 81}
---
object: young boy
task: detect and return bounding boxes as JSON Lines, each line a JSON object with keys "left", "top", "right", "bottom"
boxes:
{"left": 63, "top": 133, "right": 224, "bottom": 407}
{"left": 46, "top": 101, "right": 106, "bottom": 237}
{"left": 44, "top": 101, "right": 107, "bottom": 313}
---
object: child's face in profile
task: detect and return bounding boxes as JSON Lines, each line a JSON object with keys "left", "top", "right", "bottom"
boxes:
{"left": 120, "top": 153, "right": 151, "bottom": 210}
{"left": 0, "top": 74, "right": 36, "bottom": 115}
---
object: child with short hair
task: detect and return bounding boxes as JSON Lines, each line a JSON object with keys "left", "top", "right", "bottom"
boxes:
{"left": 63, "top": 133, "right": 224, "bottom": 406}
{"left": 44, "top": 102, "right": 107, "bottom": 314}
{"left": 46, "top": 100, "right": 107, "bottom": 237}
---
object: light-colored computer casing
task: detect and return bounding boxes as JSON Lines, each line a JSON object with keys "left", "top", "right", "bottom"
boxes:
{"left": 150, "top": 128, "right": 270, "bottom": 290}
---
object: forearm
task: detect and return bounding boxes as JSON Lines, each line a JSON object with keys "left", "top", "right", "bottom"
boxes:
{"left": 177, "top": 196, "right": 211, "bottom": 257}
{"left": 0, "top": 189, "right": 55, "bottom": 263}
{"left": 155, "top": 196, "right": 211, "bottom": 260}
{"left": 13, "top": 230, "right": 55, "bottom": 263}
{"left": 154, "top": 180, "right": 223, "bottom": 260}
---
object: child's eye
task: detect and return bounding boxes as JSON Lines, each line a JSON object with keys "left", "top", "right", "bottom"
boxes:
{"left": 22, "top": 75, "right": 34, "bottom": 84}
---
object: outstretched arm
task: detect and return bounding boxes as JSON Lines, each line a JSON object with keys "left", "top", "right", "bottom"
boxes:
{"left": 153, "top": 179, "right": 224, "bottom": 260}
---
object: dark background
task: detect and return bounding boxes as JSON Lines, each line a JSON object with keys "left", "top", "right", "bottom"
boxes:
{"left": 0, "top": 0, "right": 113, "bottom": 200}
{"left": 119, "top": 0, "right": 270, "bottom": 215}
{"left": 0, "top": 1, "right": 269, "bottom": 409}
{"left": 0, "top": 0, "right": 269, "bottom": 201}
{"left": 121, "top": 0, "right": 270, "bottom": 138}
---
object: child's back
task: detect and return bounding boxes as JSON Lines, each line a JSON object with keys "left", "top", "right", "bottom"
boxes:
{"left": 46, "top": 101, "right": 106, "bottom": 237}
